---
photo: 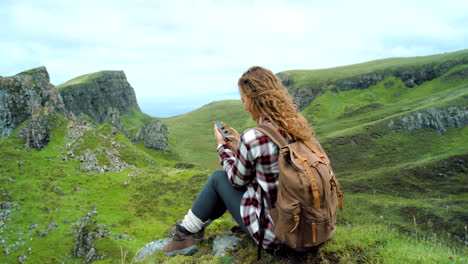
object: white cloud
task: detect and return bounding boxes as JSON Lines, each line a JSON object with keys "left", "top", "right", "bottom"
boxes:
{"left": 1, "top": 0, "right": 467, "bottom": 110}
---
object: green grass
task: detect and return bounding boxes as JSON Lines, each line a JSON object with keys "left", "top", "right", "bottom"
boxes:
{"left": 321, "top": 223, "right": 466, "bottom": 264}
{"left": 56, "top": 71, "right": 122, "bottom": 89}
{"left": 17, "top": 66, "right": 47, "bottom": 75}
{"left": 2, "top": 50, "right": 467, "bottom": 263}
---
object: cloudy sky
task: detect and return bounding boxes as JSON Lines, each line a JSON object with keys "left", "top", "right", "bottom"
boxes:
{"left": 1, "top": 0, "right": 467, "bottom": 117}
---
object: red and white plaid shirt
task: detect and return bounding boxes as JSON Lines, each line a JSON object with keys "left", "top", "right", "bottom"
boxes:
{"left": 217, "top": 122, "right": 283, "bottom": 248}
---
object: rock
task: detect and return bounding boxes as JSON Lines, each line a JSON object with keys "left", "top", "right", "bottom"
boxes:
{"left": 52, "top": 186, "right": 62, "bottom": 194}
{"left": 289, "top": 87, "right": 323, "bottom": 111}
{"left": 212, "top": 235, "right": 242, "bottom": 257}
{"left": 175, "top": 163, "right": 195, "bottom": 169}
{"left": 4, "top": 248, "right": 9, "bottom": 255}
{"left": 66, "top": 120, "right": 94, "bottom": 140}
{"left": 0, "top": 202, "right": 13, "bottom": 209}
{"left": 16, "top": 107, "right": 53, "bottom": 150}
{"left": 83, "top": 248, "right": 97, "bottom": 264}
{"left": 76, "top": 148, "right": 135, "bottom": 173}
{"left": 72, "top": 214, "right": 109, "bottom": 263}
{"left": 134, "top": 119, "right": 168, "bottom": 151}
{"left": 133, "top": 238, "right": 171, "bottom": 262}
{"left": 277, "top": 72, "right": 294, "bottom": 88}
{"left": 47, "top": 222, "right": 58, "bottom": 229}
{"left": 105, "top": 107, "right": 130, "bottom": 138}
{"left": 38, "top": 231, "right": 49, "bottom": 237}
{"left": 18, "top": 255, "right": 27, "bottom": 262}
{"left": 0, "top": 221, "right": 4, "bottom": 227}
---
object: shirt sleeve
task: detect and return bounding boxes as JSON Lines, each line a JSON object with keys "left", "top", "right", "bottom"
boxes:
{"left": 217, "top": 129, "right": 259, "bottom": 188}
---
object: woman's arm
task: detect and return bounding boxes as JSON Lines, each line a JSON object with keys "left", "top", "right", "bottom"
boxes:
{"left": 217, "top": 129, "right": 259, "bottom": 188}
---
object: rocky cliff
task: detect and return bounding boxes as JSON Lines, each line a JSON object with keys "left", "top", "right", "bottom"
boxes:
{"left": 0, "top": 67, "right": 169, "bottom": 152}
{"left": 0, "top": 66, "right": 66, "bottom": 138}
{"left": 58, "top": 71, "right": 141, "bottom": 124}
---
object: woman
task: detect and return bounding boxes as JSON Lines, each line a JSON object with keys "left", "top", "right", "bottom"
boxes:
{"left": 163, "top": 66, "right": 314, "bottom": 256}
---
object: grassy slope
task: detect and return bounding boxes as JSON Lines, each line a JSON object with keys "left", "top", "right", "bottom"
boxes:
{"left": 0, "top": 114, "right": 215, "bottom": 263}
{"left": 56, "top": 71, "right": 119, "bottom": 89}
{"left": 280, "top": 49, "right": 468, "bottom": 90}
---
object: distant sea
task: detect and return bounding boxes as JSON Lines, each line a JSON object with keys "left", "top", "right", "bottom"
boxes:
{"left": 138, "top": 93, "right": 240, "bottom": 118}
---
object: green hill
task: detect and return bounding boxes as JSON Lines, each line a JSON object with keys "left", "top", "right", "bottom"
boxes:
{"left": 279, "top": 49, "right": 468, "bottom": 92}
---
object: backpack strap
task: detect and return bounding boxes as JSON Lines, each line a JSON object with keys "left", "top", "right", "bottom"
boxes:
{"left": 258, "top": 123, "right": 322, "bottom": 210}
{"left": 256, "top": 123, "right": 289, "bottom": 148}
{"left": 257, "top": 188, "right": 266, "bottom": 260}
{"left": 255, "top": 123, "right": 285, "bottom": 260}
{"left": 304, "top": 140, "right": 329, "bottom": 166}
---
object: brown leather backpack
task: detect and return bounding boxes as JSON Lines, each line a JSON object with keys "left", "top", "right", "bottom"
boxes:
{"left": 256, "top": 123, "right": 343, "bottom": 256}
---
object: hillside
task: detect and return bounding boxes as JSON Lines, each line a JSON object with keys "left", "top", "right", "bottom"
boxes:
{"left": 161, "top": 100, "right": 255, "bottom": 169}
{"left": 0, "top": 50, "right": 467, "bottom": 263}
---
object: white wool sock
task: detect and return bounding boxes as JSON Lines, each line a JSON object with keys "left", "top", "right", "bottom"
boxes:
{"left": 180, "top": 209, "right": 204, "bottom": 233}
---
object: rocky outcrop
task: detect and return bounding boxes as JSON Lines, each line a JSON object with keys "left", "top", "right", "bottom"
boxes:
{"left": 288, "top": 87, "right": 323, "bottom": 111}
{"left": 59, "top": 71, "right": 140, "bottom": 124}
{"left": 0, "top": 66, "right": 66, "bottom": 138}
{"left": 72, "top": 213, "right": 109, "bottom": 264}
{"left": 17, "top": 115, "right": 51, "bottom": 151}
{"left": 105, "top": 107, "right": 130, "bottom": 138}
{"left": 135, "top": 120, "right": 168, "bottom": 151}
{"left": 388, "top": 106, "right": 468, "bottom": 135}
{"left": 76, "top": 148, "right": 135, "bottom": 173}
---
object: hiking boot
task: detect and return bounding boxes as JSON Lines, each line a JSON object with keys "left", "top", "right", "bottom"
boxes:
{"left": 170, "top": 221, "right": 205, "bottom": 242}
{"left": 163, "top": 226, "right": 198, "bottom": 256}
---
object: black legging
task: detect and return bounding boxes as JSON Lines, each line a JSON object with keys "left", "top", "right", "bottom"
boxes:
{"left": 191, "top": 170, "right": 249, "bottom": 234}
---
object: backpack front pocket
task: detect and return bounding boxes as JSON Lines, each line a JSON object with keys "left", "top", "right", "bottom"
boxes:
{"left": 300, "top": 213, "right": 334, "bottom": 248}
{"left": 273, "top": 205, "right": 302, "bottom": 249}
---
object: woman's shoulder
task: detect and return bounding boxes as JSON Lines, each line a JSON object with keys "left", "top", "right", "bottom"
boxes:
{"left": 241, "top": 127, "right": 269, "bottom": 144}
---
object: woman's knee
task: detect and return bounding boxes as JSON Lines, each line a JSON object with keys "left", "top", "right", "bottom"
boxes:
{"left": 209, "top": 169, "right": 226, "bottom": 182}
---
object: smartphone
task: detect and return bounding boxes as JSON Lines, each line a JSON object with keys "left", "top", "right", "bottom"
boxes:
{"left": 213, "top": 121, "right": 232, "bottom": 141}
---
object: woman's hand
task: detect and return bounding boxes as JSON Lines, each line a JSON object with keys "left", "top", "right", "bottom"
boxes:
{"left": 213, "top": 122, "right": 227, "bottom": 145}
{"left": 226, "top": 127, "right": 240, "bottom": 145}
{"left": 226, "top": 127, "right": 240, "bottom": 153}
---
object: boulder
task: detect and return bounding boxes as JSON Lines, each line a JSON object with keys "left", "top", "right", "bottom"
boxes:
{"left": 135, "top": 120, "right": 168, "bottom": 151}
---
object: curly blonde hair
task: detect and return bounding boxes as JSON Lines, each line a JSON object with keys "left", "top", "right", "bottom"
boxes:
{"left": 238, "top": 66, "right": 314, "bottom": 141}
